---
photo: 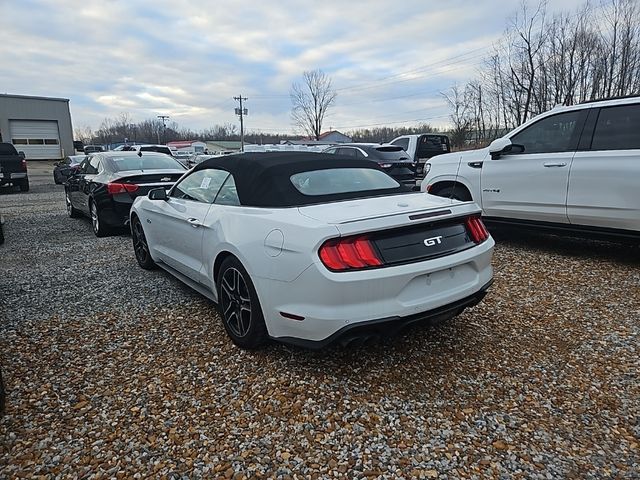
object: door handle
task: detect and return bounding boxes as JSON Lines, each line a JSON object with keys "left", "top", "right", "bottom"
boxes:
{"left": 543, "top": 162, "right": 567, "bottom": 168}
{"left": 187, "top": 217, "right": 201, "bottom": 227}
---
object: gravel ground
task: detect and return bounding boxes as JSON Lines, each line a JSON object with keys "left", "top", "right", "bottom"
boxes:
{"left": 1, "top": 163, "right": 638, "bottom": 479}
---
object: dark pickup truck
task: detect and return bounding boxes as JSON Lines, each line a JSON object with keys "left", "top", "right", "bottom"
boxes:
{"left": 0, "top": 143, "right": 29, "bottom": 191}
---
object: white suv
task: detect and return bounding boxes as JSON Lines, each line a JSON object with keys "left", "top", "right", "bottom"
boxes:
{"left": 421, "top": 96, "right": 640, "bottom": 240}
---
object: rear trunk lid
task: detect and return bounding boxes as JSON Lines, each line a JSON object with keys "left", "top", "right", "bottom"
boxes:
{"left": 111, "top": 169, "right": 185, "bottom": 198}
{"left": 299, "top": 192, "right": 480, "bottom": 237}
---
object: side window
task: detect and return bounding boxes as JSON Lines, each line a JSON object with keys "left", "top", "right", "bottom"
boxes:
{"left": 171, "top": 169, "right": 229, "bottom": 203}
{"left": 324, "top": 148, "right": 337, "bottom": 154}
{"left": 510, "top": 111, "right": 584, "bottom": 154}
{"left": 86, "top": 156, "right": 100, "bottom": 174}
{"left": 354, "top": 149, "right": 365, "bottom": 158}
{"left": 591, "top": 104, "right": 640, "bottom": 151}
{"left": 392, "top": 138, "right": 410, "bottom": 151}
{"left": 337, "top": 148, "right": 357, "bottom": 157}
{"left": 215, "top": 175, "right": 240, "bottom": 206}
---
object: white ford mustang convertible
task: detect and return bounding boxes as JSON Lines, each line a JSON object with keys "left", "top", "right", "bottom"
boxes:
{"left": 130, "top": 152, "right": 494, "bottom": 349}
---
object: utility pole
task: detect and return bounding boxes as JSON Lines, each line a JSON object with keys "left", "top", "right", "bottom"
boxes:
{"left": 233, "top": 95, "right": 248, "bottom": 152}
{"left": 157, "top": 115, "right": 169, "bottom": 144}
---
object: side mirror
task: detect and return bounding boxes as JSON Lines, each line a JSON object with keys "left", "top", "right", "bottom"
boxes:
{"left": 489, "top": 138, "right": 524, "bottom": 159}
{"left": 148, "top": 187, "right": 168, "bottom": 201}
{"left": 18, "top": 151, "right": 26, "bottom": 159}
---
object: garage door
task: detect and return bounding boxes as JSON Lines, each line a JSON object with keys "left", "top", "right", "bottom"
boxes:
{"left": 10, "top": 120, "right": 62, "bottom": 160}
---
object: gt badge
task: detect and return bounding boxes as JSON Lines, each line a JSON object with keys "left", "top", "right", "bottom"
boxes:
{"left": 424, "top": 236, "right": 443, "bottom": 247}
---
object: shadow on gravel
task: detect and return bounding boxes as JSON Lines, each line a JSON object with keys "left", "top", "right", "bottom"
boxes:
{"left": 489, "top": 226, "right": 640, "bottom": 266}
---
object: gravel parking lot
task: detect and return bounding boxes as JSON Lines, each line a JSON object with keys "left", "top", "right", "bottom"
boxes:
{"left": 1, "top": 162, "right": 638, "bottom": 479}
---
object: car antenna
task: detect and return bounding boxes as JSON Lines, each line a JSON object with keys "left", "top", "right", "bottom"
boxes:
{"left": 450, "top": 154, "right": 463, "bottom": 202}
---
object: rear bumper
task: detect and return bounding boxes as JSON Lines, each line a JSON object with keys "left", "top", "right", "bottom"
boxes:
{"left": 0, "top": 172, "right": 27, "bottom": 181}
{"left": 256, "top": 238, "right": 494, "bottom": 346}
{"left": 276, "top": 279, "right": 492, "bottom": 349}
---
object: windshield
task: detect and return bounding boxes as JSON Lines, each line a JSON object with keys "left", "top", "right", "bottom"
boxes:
{"left": 290, "top": 168, "right": 399, "bottom": 196}
{"left": 109, "top": 153, "right": 185, "bottom": 172}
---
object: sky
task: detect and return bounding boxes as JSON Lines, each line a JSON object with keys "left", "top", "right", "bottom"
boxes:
{"left": 0, "top": 0, "right": 588, "bottom": 135}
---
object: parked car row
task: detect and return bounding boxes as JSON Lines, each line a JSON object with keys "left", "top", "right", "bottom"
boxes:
{"left": 51, "top": 95, "right": 639, "bottom": 350}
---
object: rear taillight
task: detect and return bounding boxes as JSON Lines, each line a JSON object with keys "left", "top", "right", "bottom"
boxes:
{"left": 319, "top": 235, "right": 383, "bottom": 271}
{"left": 21, "top": 159, "right": 27, "bottom": 170}
{"left": 465, "top": 216, "right": 490, "bottom": 244}
{"left": 107, "top": 182, "right": 139, "bottom": 195}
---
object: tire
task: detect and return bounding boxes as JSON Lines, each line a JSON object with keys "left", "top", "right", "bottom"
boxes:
{"left": 65, "top": 189, "right": 81, "bottom": 218}
{"left": 131, "top": 216, "right": 156, "bottom": 270}
{"left": 217, "top": 257, "right": 268, "bottom": 349}
{"left": 434, "top": 185, "right": 471, "bottom": 202}
{"left": 19, "top": 178, "right": 29, "bottom": 192}
{"left": 90, "top": 200, "right": 112, "bottom": 237}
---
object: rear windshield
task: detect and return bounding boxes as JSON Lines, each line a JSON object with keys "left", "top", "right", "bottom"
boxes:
{"left": 417, "top": 135, "right": 450, "bottom": 158}
{"left": 290, "top": 168, "right": 399, "bottom": 196}
{"left": 373, "top": 146, "right": 412, "bottom": 161}
{"left": 110, "top": 153, "right": 185, "bottom": 172}
{"left": 140, "top": 146, "right": 173, "bottom": 156}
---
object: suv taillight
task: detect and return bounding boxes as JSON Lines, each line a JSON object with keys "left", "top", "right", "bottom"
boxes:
{"left": 107, "top": 182, "right": 139, "bottom": 195}
{"left": 465, "top": 216, "right": 490, "bottom": 244}
{"left": 20, "top": 159, "right": 27, "bottom": 170}
{"left": 319, "top": 235, "right": 383, "bottom": 271}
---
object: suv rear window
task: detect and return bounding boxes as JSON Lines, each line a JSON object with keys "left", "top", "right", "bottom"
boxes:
{"left": 417, "top": 135, "right": 450, "bottom": 158}
{"left": 591, "top": 104, "right": 640, "bottom": 151}
{"left": 291, "top": 168, "right": 399, "bottom": 196}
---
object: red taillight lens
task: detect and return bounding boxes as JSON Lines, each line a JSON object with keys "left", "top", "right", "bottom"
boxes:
{"left": 107, "top": 182, "right": 139, "bottom": 195}
{"left": 465, "top": 216, "right": 490, "bottom": 243}
{"left": 319, "top": 235, "right": 383, "bottom": 271}
{"left": 21, "top": 159, "right": 27, "bottom": 170}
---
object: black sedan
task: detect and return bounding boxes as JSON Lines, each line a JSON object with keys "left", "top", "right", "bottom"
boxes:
{"left": 65, "top": 151, "right": 186, "bottom": 237}
{"left": 322, "top": 144, "right": 417, "bottom": 186}
{"left": 53, "top": 155, "right": 86, "bottom": 184}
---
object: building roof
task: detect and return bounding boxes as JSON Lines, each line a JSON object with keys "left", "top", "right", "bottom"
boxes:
{"left": 167, "top": 140, "right": 206, "bottom": 148}
{"left": 0, "top": 93, "right": 70, "bottom": 103}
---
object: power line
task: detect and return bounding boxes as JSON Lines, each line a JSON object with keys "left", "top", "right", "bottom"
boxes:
{"left": 334, "top": 46, "right": 491, "bottom": 93}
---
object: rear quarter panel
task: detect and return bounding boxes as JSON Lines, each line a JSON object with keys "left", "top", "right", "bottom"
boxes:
{"left": 201, "top": 206, "right": 340, "bottom": 287}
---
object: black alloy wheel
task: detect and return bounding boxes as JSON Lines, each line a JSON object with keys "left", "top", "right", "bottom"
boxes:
{"left": 131, "top": 216, "right": 155, "bottom": 269}
{"left": 217, "top": 257, "right": 267, "bottom": 349}
{"left": 65, "top": 189, "right": 80, "bottom": 218}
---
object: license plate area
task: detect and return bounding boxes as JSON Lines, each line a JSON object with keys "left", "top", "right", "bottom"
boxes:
{"left": 372, "top": 219, "right": 473, "bottom": 266}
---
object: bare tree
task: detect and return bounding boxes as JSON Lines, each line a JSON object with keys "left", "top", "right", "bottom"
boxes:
{"left": 73, "top": 126, "right": 93, "bottom": 143}
{"left": 445, "top": 0, "right": 640, "bottom": 141}
{"left": 290, "top": 69, "right": 337, "bottom": 140}
{"left": 441, "top": 85, "right": 473, "bottom": 148}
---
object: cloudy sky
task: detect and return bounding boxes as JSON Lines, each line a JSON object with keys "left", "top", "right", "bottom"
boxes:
{"left": 1, "top": 0, "right": 586, "bottom": 134}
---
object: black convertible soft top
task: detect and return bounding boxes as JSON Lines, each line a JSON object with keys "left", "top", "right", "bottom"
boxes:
{"left": 192, "top": 152, "right": 410, "bottom": 207}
